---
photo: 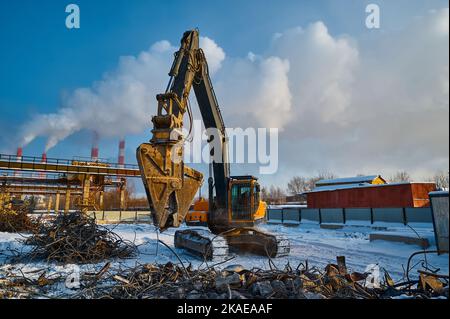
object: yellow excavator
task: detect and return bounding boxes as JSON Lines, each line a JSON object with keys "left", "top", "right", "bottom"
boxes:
{"left": 136, "top": 29, "right": 289, "bottom": 259}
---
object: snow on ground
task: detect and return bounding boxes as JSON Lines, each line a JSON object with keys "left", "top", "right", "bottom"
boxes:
{"left": 0, "top": 222, "right": 448, "bottom": 297}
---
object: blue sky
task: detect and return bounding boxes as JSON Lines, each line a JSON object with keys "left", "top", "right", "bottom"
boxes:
{"left": 0, "top": 0, "right": 448, "bottom": 192}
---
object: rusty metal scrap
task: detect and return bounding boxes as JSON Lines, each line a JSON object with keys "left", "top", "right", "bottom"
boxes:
{"left": 66, "top": 257, "right": 449, "bottom": 299}
{"left": 18, "top": 212, "right": 137, "bottom": 264}
{"left": 0, "top": 188, "right": 37, "bottom": 233}
{"left": 0, "top": 255, "right": 448, "bottom": 299}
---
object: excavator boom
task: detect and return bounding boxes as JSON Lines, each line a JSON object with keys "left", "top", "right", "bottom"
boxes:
{"left": 137, "top": 29, "right": 229, "bottom": 231}
{"left": 136, "top": 30, "right": 205, "bottom": 231}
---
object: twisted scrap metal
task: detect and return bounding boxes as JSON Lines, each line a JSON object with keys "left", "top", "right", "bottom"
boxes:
{"left": 19, "top": 212, "right": 137, "bottom": 264}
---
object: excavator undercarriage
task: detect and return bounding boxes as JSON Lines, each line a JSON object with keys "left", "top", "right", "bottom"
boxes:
{"left": 174, "top": 228, "right": 290, "bottom": 260}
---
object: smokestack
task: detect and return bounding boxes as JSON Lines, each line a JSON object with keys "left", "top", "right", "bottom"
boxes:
{"left": 39, "top": 152, "right": 47, "bottom": 178}
{"left": 118, "top": 139, "right": 125, "bottom": 167}
{"left": 16, "top": 147, "right": 23, "bottom": 160}
{"left": 91, "top": 131, "right": 99, "bottom": 161}
{"left": 14, "top": 147, "right": 23, "bottom": 176}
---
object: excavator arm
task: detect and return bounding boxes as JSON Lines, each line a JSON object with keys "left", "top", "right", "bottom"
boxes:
{"left": 137, "top": 29, "right": 228, "bottom": 231}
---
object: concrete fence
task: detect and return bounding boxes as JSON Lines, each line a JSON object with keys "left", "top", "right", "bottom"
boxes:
{"left": 87, "top": 210, "right": 152, "bottom": 223}
{"left": 34, "top": 207, "right": 433, "bottom": 226}
{"left": 30, "top": 210, "right": 153, "bottom": 223}
{"left": 267, "top": 207, "right": 433, "bottom": 225}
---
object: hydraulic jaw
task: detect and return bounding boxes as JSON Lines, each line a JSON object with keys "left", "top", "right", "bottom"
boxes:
{"left": 136, "top": 101, "right": 203, "bottom": 231}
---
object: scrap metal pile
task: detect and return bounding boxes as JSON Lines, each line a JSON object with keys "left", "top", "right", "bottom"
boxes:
{"left": 19, "top": 212, "right": 137, "bottom": 264}
{"left": 0, "top": 191, "right": 36, "bottom": 233}
{"left": 75, "top": 257, "right": 448, "bottom": 299}
{"left": 1, "top": 256, "right": 447, "bottom": 299}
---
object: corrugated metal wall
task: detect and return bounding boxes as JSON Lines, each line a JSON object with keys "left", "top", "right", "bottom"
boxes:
{"left": 307, "top": 183, "right": 436, "bottom": 208}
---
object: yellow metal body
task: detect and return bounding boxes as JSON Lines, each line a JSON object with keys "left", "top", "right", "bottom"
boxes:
{"left": 372, "top": 176, "right": 387, "bottom": 185}
{"left": 186, "top": 185, "right": 267, "bottom": 226}
{"left": 185, "top": 210, "right": 208, "bottom": 224}
{"left": 254, "top": 200, "right": 267, "bottom": 221}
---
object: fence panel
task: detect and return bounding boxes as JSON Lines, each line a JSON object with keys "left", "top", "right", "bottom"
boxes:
{"left": 102, "top": 211, "right": 121, "bottom": 222}
{"left": 267, "top": 209, "right": 283, "bottom": 221}
{"left": 405, "top": 207, "right": 433, "bottom": 223}
{"left": 373, "top": 208, "right": 404, "bottom": 223}
{"left": 283, "top": 209, "right": 301, "bottom": 224}
{"left": 301, "top": 209, "right": 320, "bottom": 223}
{"left": 136, "top": 211, "right": 152, "bottom": 222}
{"left": 345, "top": 208, "right": 372, "bottom": 223}
{"left": 320, "top": 208, "right": 344, "bottom": 224}
{"left": 120, "top": 211, "right": 137, "bottom": 222}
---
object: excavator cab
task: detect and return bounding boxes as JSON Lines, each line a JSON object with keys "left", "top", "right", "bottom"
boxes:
{"left": 229, "top": 176, "right": 264, "bottom": 223}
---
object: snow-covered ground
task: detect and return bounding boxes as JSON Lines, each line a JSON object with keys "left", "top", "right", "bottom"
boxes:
{"left": 0, "top": 222, "right": 448, "bottom": 297}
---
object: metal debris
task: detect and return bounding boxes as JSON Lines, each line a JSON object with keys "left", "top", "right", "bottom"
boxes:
{"left": 64, "top": 257, "right": 450, "bottom": 299}
{"left": 18, "top": 212, "right": 137, "bottom": 264}
{"left": 0, "top": 190, "right": 36, "bottom": 233}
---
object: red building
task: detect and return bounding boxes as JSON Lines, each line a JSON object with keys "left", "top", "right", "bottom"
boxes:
{"left": 306, "top": 182, "right": 436, "bottom": 208}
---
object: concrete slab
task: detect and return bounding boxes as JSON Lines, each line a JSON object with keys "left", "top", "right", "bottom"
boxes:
{"left": 369, "top": 233, "right": 430, "bottom": 248}
{"left": 320, "top": 224, "right": 344, "bottom": 230}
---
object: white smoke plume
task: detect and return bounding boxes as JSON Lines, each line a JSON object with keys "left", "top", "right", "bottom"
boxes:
{"left": 19, "top": 37, "right": 225, "bottom": 151}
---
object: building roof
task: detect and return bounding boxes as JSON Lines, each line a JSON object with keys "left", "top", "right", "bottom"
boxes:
{"left": 309, "top": 182, "right": 372, "bottom": 193}
{"left": 307, "top": 181, "right": 436, "bottom": 193}
{"left": 316, "top": 175, "right": 381, "bottom": 186}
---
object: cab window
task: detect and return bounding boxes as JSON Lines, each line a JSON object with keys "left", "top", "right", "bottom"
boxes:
{"left": 231, "top": 183, "right": 252, "bottom": 220}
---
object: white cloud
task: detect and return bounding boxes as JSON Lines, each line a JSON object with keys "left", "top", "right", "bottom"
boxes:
{"left": 199, "top": 36, "right": 225, "bottom": 75}
{"left": 213, "top": 54, "right": 292, "bottom": 129}
{"left": 271, "top": 9, "right": 449, "bottom": 181}
{"left": 270, "top": 22, "right": 359, "bottom": 125}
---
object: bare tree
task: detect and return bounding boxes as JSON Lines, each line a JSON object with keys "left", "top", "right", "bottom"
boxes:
{"left": 267, "top": 185, "right": 286, "bottom": 204}
{"left": 306, "top": 171, "right": 338, "bottom": 190}
{"left": 260, "top": 186, "right": 269, "bottom": 202}
{"left": 389, "top": 171, "right": 411, "bottom": 183}
{"left": 287, "top": 176, "right": 309, "bottom": 194}
{"left": 433, "top": 170, "right": 449, "bottom": 190}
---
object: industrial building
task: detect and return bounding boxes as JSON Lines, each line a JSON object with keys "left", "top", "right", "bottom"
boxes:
{"left": 0, "top": 134, "right": 138, "bottom": 213}
{"left": 306, "top": 175, "right": 436, "bottom": 208}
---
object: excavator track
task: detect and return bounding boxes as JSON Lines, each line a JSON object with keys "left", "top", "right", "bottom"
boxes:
{"left": 174, "top": 227, "right": 290, "bottom": 260}
{"left": 223, "top": 228, "right": 290, "bottom": 258}
{"left": 174, "top": 229, "right": 229, "bottom": 260}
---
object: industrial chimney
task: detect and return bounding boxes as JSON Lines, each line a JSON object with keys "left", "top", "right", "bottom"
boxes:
{"left": 91, "top": 131, "right": 99, "bottom": 162}
{"left": 14, "top": 147, "right": 23, "bottom": 176}
{"left": 118, "top": 139, "right": 125, "bottom": 168}
{"left": 16, "top": 147, "right": 23, "bottom": 161}
{"left": 39, "top": 152, "right": 47, "bottom": 178}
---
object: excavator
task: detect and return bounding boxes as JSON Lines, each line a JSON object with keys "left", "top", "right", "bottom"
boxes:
{"left": 136, "top": 29, "right": 290, "bottom": 260}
